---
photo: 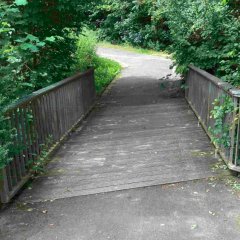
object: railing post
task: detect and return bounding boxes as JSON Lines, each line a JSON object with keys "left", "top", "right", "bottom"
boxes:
{"left": 229, "top": 90, "right": 240, "bottom": 167}
{"left": 0, "top": 168, "right": 10, "bottom": 203}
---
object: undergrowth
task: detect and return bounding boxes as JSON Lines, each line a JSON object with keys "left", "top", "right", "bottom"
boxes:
{"left": 94, "top": 57, "right": 121, "bottom": 94}
{"left": 98, "top": 41, "right": 171, "bottom": 58}
{"left": 76, "top": 29, "right": 121, "bottom": 94}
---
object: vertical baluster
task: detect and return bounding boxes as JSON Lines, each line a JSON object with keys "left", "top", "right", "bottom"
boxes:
{"left": 5, "top": 113, "right": 18, "bottom": 186}
{"left": 64, "top": 85, "right": 69, "bottom": 134}
{"left": 54, "top": 90, "right": 60, "bottom": 140}
{"left": 230, "top": 97, "right": 237, "bottom": 165}
{"left": 46, "top": 94, "right": 53, "bottom": 141}
{"left": 60, "top": 87, "right": 64, "bottom": 135}
{"left": 23, "top": 107, "right": 35, "bottom": 167}
{"left": 14, "top": 109, "right": 26, "bottom": 175}
{"left": 6, "top": 164, "right": 13, "bottom": 191}
{"left": 39, "top": 96, "right": 48, "bottom": 146}
{"left": 9, "top": 111, "right": 22, "bottom": 181}
{"left": 29, "top": 103, "right": 39, "bottom": 158}
{"left": 42, "top": 94, "right": 50, "bottom": 148}
{"left": 50, "top": 92, "right": 57, "bottom": 142}
{"left": 32, "top": 100, "right": 43, "bottom": 154}
{"left": 60, "top": 88, "right": 65, "bottom": 137}
{"left": 73, "top": 81, "right": 78, "bottom": 123}
{"left": 234, "top": 98, "right": 240, "bottom": 166}
{"left": 0, "top": 168, "right": 10, "bottom": 203}
{"left": 19, "top": 107, "right": 29, "bottom": 170}
{"left": 65, "top": 85, "right": 70, "bottom": 131}
{"left": 59, "top": 87, "right": 65, "bottom": 137}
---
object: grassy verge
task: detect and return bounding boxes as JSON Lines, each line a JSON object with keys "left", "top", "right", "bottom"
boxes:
{"left": 76, "top": 29, "right": 122, "bottom": 95}
{"left": 98, "top": 41, "right": 171, "bottom": 58}
{"left": 94, "top": 56, "right": 121, "bottom": 94}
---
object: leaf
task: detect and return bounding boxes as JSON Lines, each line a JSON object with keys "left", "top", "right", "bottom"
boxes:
{"left": 8, "top": 8, "right": 20, "bottom": 13}
{"left": 26, "top": 34, "right": 39, "bottom": 42}
{"left": 45, "top": 36, "right": 56, "bottom": 42}
{"left": 36, "top": 42, "right": 46, "bottom": 47}
{"left": 20, "top": 43, "right": 39, "bottom": 52}
{"left": 15, "top": 0, "right": 28, "bottom": 6}
{"left": 21, "top": 82, "right": 34, "bottom": 88}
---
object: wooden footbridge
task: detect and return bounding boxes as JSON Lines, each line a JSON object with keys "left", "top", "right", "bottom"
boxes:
{"left": 2, "top": 47, "right": 239, "bottom": 204}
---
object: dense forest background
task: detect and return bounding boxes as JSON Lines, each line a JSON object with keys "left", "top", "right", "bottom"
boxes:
{"left": 90, "top": 0, "right": 239, "bottom": 84}
{"left": 0, "top": 0, "right": 239, "bottom": 167}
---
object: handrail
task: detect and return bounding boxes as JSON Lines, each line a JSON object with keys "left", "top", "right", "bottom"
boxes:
{"left": 6, "top": 68, "right": 94, "bottom": 112}
{"left": 189, "top": 65, "right": 240, "bottom": 97}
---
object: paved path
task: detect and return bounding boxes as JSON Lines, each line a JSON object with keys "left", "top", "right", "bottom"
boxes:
{"left": 1, "top": 47, "right": 240, "bottom": 240}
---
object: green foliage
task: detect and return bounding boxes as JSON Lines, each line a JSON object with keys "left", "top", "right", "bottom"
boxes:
{"left": 94, "top": 57, "right": 121, "bottom": 93}
{"left": 76, "top": 29, "right": 121, "bottom": 94}
{"left": 166, "top": 0, "right": 240, "bottom": 84}
{"left": 76, "top": 28, "right": 98, "bottom": 71}
{"left": 209, "top": 95, "right": 234, "bottom": 148}
{"left": 91, "top": 0, "right": 171, "bottom": 51}
{"left": 92, "top": 0, "right": 240, "bottom": 87}
{"left": 0, "top": 1, "right": 91, "bottom": 103}
{"left": 0, "top": 0, "right": 98, "bottom": 169}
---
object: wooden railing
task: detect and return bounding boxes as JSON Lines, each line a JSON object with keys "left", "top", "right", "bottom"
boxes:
{"left": 186, "top": 65, "right": 240, "bottom": 172}
{"left": 0, "top": 69, "right": 96, "bottom": 203}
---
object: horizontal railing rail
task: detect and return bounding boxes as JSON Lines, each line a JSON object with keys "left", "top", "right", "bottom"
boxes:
{"left": 0, "top": 69, "right": 96, "bottom": 203}
{"left": 186, "top": 65, "right": 240, "bottom": 172}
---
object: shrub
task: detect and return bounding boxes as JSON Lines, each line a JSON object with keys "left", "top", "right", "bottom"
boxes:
{"left": 0, "top": 0, "right": 96, "bottom": 170}
{"left": 166, "top": 0, "right": 240, "bottom": 85}
{"left": 91, "top": 0, "right": 171, "bottom": 51}
{"left": 76, "top": 29, "right": 121, "bottom": 93}
{"left": 76, "top": 28, "right": 98, "bottom": 71}
{"left": 94, "top": 57, "right": 121, "bottom": 93}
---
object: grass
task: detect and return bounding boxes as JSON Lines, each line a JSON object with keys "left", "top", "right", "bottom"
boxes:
{"left": 98, "top": 41, "right": 171, "bottom": 58}
{"left": 76, "top": 30, "right": 170, "bottom": 95}
{"left": 94, "top": 56, "right": 121, "bottom": 94}
{"left": 76, "top": 29, "right": 122, "bottom": 95}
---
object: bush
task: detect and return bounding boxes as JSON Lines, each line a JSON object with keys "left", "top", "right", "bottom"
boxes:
{"left": 0, "top": 0, "right": 97, "bottom": 169}
{"left": 94, "top": 57, "right": 121, "bottom": 93}
{"left": 76, "top": 29, "right": 121, "bottom": 94}
{"left": 76, "top": 29, "right": 98, "bottom": 71}
{"left": 91, "top": 0, "right": 171, "bottom": 51}
{"left": 166, "top": 0, "right": 240, "bottom": 85}
{"left": 0, "top": 0, "right": 92, "bottom": 104}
